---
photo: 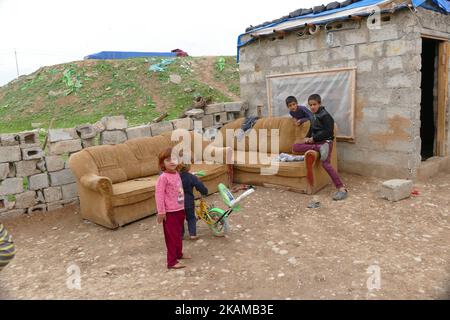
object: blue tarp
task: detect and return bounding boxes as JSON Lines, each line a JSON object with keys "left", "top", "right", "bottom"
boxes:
{"left": 412, "top": 0, "right": 450, "bottom": 13}
{"left": 84, "top": 51, "right": 176, "bottom": 60}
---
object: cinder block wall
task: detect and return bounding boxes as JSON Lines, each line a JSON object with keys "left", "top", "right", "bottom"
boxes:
{"left": 239, "top": 8, "right": 450, "bottom": 179}
{"left": 0, "top": 102, "right": 246, "bottom": 218}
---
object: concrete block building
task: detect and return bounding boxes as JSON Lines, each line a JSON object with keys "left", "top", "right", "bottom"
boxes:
{"left": 238, "top": 0, "right": 450, "bottom": 179}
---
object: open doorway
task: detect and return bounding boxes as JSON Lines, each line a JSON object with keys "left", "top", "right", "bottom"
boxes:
{"left": 420, "top": 37, "right": 449, "bottom": 160}
{"left": 420, "top": 38, "right": 437, "bottom": 160}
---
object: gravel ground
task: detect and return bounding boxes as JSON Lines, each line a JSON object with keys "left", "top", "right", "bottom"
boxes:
{"left": 1, "top": 172, "right": 449, "bottom": 300}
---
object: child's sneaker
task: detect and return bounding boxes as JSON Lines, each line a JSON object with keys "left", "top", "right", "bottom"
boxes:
{"left": 319, "top": 143, "right": 329, "bottom": 162}
{"left": 333, "top": 190, "right": 348, "bottom": 201}
{"left": 189, "top": 235, "right": 200, "bottom": 240}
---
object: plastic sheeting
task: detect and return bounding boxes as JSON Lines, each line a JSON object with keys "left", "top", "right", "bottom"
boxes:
{"left": 84, "top": 51, "right": 176, "bottom": 60}
{"left": 412, "top": 0, "right": 450, "bottom": 13}
{"left": 267, "top": 69, "right": 355, "bottom": 139}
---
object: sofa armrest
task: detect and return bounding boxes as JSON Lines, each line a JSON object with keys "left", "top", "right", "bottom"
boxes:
{"left": 80, "top": 174, "right": 113, "bottom": 196}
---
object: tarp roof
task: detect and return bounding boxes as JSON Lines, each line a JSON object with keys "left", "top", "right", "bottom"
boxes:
{"left": 84, "top": 51, "right": 176, "bottom": 60}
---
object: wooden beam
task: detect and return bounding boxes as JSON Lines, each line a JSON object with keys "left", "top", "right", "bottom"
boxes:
{"left": 436, "top": 41, "right": 449, "bottom": 156}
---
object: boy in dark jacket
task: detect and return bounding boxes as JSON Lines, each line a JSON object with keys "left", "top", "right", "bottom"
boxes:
{"left": 292, "top": 94, "right": 348, "bottom": 201}
{"left": 179, "top": 164, "right": 208, "bottom": 240}
{"left": 286, "top": 96, "right": 313, "bottom": 125}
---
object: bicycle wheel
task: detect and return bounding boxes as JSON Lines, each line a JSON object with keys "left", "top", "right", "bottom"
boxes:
{"left": 208, "top": 208, "right": 229, "bottom": 237}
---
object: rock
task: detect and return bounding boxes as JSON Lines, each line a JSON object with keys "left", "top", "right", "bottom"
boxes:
{"left": 169, "top": 74, "right": 182, "bottom": 84}
{"left": 381, "top": 179, "right": 413, "bottom": 202}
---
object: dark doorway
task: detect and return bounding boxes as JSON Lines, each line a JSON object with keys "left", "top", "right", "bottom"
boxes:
{"left": 420, "top": 38, "right": 438, "bottom": 160}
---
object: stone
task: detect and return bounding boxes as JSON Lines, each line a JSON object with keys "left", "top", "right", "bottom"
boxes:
{"left": 201, "top": 114, "right": 214, "bottom": 128}
{"left": 204, "top": 103, "right": 225, "bottom": 115}
{"left": 45, "top": 156, "right": 66, "bottom": 172}
{"left": 44, "top": 187, "right": 63, "bottom": 203}
{"left": 381, "top": 179, "right": 413, "bottom": 202}
{"left": 172, "top": 118, "right": 194, "bottom": 130}
{"left": 29, "top": 173, "right": 49, "bottom": 191}
{"left": 61, "top": 183, "right": 78, "bottom": 200}
{"left": 0, "top": 163, "right": 9, "bottom": 180}
{"left": 0, "top": 134, "right": 19, "bottom": 146}
{"left": 81, "top": 138, "right": 96, "bottom": 148}
{"left": 48, "top": 128, "right": 78, "bottom": 143}
{"left": 169, "top": 74, "right": 182, "bottom": 84}
{"left": 17, "top": 130, "right": 39, "bottom": 146}
{"left": 213, "top": 112, "right": 227, "bottom": 125}
{"left": 101, "top": 116, "right": 128, "bottom": 130}
{"left": 47, "top": 201, "right": 64, "bottom": 211}
{"left": 0, "top": 146, "right": 21, "bottom": 163}
{"left": 126, "top": 125, "right": 152, "bottom": 140}
{"left": 100, "top": 131, "right": 127, "bottom": 145}
{"left": 149, "top": 121, "right": 173, "bottom": 136}
{"left": 75, "top": 124, "right": 97, "bottom": 139}
{"left": 21, "top": 147, "right": 44, "bottom": 160}
{"left": 15, "top": 160, "right": 41, "bottom": 177}
{"left": 0, "top": 178, "right": 24, "bottom": 196}
{"left": 93, "top": 121, "right": 106, "bottom": 133}
{"left": 185, "top": 109, "right": 205, "bottom": 119}
{"left": 48, "top": 139, "right": 82, "bottom": 155}
{"left": 14, "top": 191, "right": 37, "bottom": 209}
{"left": 224, "top": 102, "right": 243, "bottom": 113}
{"left": 49, "top": 169, "right": 76, "bottom": 186}
{"left": 27, "top": 204, "right": 47, "bottom": 214}
{"left": 36, "top": 159, "right": 46, "bottom": 172}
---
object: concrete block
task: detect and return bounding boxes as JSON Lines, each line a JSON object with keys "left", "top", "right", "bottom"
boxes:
{"left": 205, "top": 103, "right": 225, "bottom": 115}
{"left": 202, "top": 114, "right": 214, "bottom": 128}
{"left": 0, "top": 178, "right": 24, "bottom": 196}
{"left": 48, "top": 128, "right": 78, "bottom": 143}
{"left": 226, "top": 112, "right": 236, "bottom": 123}
{"left": 101, "top": 116, "right": 128, "bottom": 130}
{"left": 21, "top": 147, "right": 44, "bottom": 160}
{"left": 0, "top": 134, "right": 19, "bottom": 146}
{"left": 36, "top": 190, "right": 45, "bottom": 203}
{"left": 0, "top": 209, "right": 25, "bottom": 219}
{"left": 61, "top": 183, "right": 78, "bottom": 200}
{"left": 100, "top": 130, "right": 127, "bottom": 145}
{"left": 203, "top": 127, "right": 220, "bottom": 141}
{"left": 45, "top": 156, "right": 65, "bottom": 172}
{"left": 81, "top": 138, "right": 96, "bottom": 148}
{"left": 48, "top": 139, "right": 82, "bottom": 155}
{"left": 357, "top": 42, "right": 384, "bottom": 59}
{"left": 47, "top": 200, "right": 64, "bottom": 211}
{"left": 44, "top": 187, "right": 63, "bottom": 203}
{"left": 93, "top": 121, "right": 106, "bottom": 133}
{"left": 344, "top": 31, "right": 368, "bottom": 45}
{"left": 271, "top": 56, "right": 289, "bottom": 68}
{"left": 15, "top": 160, "right": 41, "bottom": 177}
{"left": 185, "top": 109, "right": 204, "bottom": 119}
{"left": 310, "top": 51, "right": 331, "bottom": 65}
{"left": 213, "top": 112, "right": 227, "bottom": 125}
{"left": 330, "top": 45, "right": 356, "bottom": 61}
{"left": 0, "top": 197, "right": 7, "bottom": 213}
{"left": 7, "top": 163, "right": 15, "bottom": 178}
{"left": 377, "top": 56, "right": 403, "bottom": 72}
{"left": 0, "top": 163, "right": 9, "bottom": 181}
{"left": 385, "top": 39, "right": 415, "bottom": 57}
{"left": 369, "top": 24, "right": 399, "bottom": 42}
{"left": 62, "top": 197, "right": 80, "bottom": 206}
{"left": 381, "top": 179, "right": 413, "bottom": 202}
{"left": 49, "top": 169, "right": 76, "bottom": 186}
{"left": 172, "top": 118, "right": 194, "bottom": 130}
{"left": 17, "top": 130, "right": 39, "bottom": 146}
{"left": 29, "top": 173, "right": 49, "bottom": 191}
{"left": 288, "top": 53, "right": 309, "bottom": 67}
{"left": 14, "top": 191, "right": 37, "bottom": 209}
{"left": 126, "top": 125, "right": 152, "bottom": 140}
{"left": 224, "top": 102, "right": 244, "bottom": 113}
{"left": 76, "top": 124, "right": 97, "bottom": 139}
{"left": 150, "top": 121, "right": 174, "bottom": 136}
{"left": 27, "top": 204, "right": 47, "bottom": 214}
{"left": 36, "top": 159, "right": 46, "bottom": 172}
{"left": 0, "top": 146, "right": 21, "bottom": 163}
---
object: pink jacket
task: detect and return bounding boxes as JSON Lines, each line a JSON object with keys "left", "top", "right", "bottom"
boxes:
{"left": 155, "top": 171, "right": 185, "bottom": 214}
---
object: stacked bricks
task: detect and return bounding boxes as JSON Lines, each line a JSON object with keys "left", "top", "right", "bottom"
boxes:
{"left": 0, "top": 103, "right": 246, "bottom": 217}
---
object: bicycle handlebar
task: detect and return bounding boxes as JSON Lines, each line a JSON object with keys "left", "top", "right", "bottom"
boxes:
{"left": 229, "top": 188, "right": 255, "bottom": 207}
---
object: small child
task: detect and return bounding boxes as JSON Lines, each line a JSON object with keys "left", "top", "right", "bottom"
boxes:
{"left": 179, "top": 164, "right": 208, "bottom": 240}
{"left": 292, "top": 94, "right": 348, "bottom": 201}
{"left": 286, "top": 96, "right": 313, "bottom": 126}
{"left": 155, "top": 147, "right": 190, "bottom": 269}
{"left": 0, "top": 223, "right": 16, "bottom": 271}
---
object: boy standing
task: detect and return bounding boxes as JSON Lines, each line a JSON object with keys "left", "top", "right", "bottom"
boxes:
{"left": 286, "top": 96, "right": 313, "bottom": 126}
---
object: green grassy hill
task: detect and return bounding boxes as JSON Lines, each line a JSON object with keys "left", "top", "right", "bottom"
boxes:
{"left": 0, "top": 56, "right": 240, "bottom": 133}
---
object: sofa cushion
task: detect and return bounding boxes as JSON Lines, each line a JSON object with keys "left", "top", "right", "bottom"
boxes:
{"left": 190, "top": 163, "right": 228, "bottom": 180}
{"left": 111, "top": 176, "right": 159, "bottom": 207}
{"left": 85, "top": 145, "right": 128, "bottom": 184}
{"left": 233, "top": 152, "right": 306, "bottom": 177}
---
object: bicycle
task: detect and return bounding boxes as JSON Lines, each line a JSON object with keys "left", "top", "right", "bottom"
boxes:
{"left": 195, "top": 183, "right": 255, "bottom": 237}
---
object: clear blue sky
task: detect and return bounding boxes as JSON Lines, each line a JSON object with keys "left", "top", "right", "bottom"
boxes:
{"left": 0, "top": 0, "right": 324, "bottom": 86}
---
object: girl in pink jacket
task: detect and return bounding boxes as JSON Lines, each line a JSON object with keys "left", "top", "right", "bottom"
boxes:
{"left": 155, "top": 148, "right": 190, "bottom": 269}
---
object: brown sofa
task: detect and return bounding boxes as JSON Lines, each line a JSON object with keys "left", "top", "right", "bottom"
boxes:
{"left": 215, "top": 117, "right": 338, "bottom": 194}
{"left": 69, "top": 130, "right": 229, "bottom": 229}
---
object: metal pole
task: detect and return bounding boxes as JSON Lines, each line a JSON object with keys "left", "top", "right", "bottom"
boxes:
{"left": 14, "top": 49, "right": 19, "bottom": 78}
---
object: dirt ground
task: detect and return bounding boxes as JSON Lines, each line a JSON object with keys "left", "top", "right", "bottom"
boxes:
{"left": 1, "top": 172, "right": 449, "bottom": 300}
